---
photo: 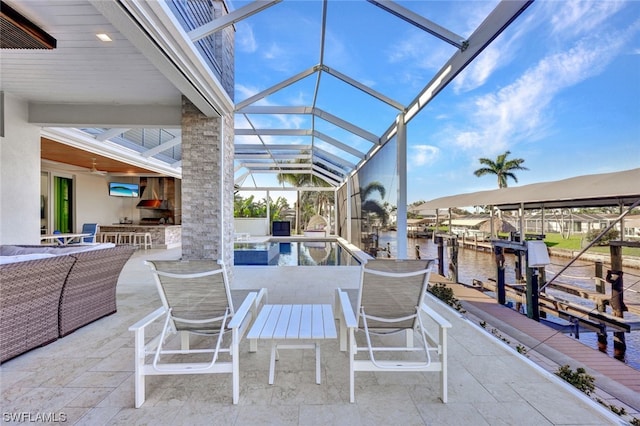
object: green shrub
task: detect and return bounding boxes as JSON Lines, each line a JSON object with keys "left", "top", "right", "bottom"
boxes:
{"left": 555, "top": 365, "right": 595, "bottom": 395}
{"left": 585, "top": 228, "right": 619, "bottom": 246}
{"left": 428, "top": 283, "right": 465, "bottom": 313}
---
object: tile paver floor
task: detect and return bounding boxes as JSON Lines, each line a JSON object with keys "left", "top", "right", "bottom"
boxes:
{"left": 0, "top": 248, "right": 624, "bottom": 425}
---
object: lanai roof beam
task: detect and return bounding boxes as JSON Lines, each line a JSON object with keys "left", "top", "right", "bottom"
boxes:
{"left": 320, "top": 65, "right": 404, "bottom": 111}
{"left": 240, "top": 162, "right": 312, "bottom": 169}
{"left": 313, "top": 157, "right": 348, "bottom": 177}
{"left": 368, "top": 0, "right": 467, "bottom": 50}
{"left": 252, "top": 169, "right": 315, "bottom": 175}
{"left": 313, "top": 131, "right": 366, "bottom": 159}
{"left": 402, "top": 0, "right": 533, "bottom": 126}
{"left": 236, "top": 129, "right": 366, "bottom": 160}
{"left": 312, "top": 165, "right": 343, "bottom": 183}
{"left": 314, "top": 147, "right": 356, "bottom": 170}
{"left": 312, "top": 108, "right": 379, "bottom": 143}
{"left": 188, "top": 0, "right": 282, "bottom": 42}
{"left": 235, "top": 66, "right": 318, "bottom": 110}
{"left": 95, "top": 128, "right": 129, "bottom": 141}
{"left": 235, "top": 129, "right": 312, "bottom": 137}
{"left": 237, "top": 106, "right": 312, "bottom": 114}
{"left": 237, "top": 105, "right": 379, "bottom": 144}
{"left": 142, "top": 135, "right": 181, "bottom": 158}
{"left": 235, "top": 144, "right": 312, "bottom": 151}
{"left": 312, "top": 170, "right": 341, "bottom": 187}
{"left": 235, "top": 153, "right": 310, "bottom": 160}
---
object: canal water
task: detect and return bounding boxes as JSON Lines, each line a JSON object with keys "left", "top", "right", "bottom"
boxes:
{"left": 377, "top": 232, "right": 640, "bottom": 371}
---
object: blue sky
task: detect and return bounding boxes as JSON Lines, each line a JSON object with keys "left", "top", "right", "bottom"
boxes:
{"left": 233, "top": 0, "right": 640, "bottom": 205}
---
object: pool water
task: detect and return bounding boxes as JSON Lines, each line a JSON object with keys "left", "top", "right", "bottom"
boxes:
{"left": 234, "top": 241, "right": 360, "bottom": 266}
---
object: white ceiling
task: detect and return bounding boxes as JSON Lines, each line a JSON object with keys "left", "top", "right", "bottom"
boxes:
{"left": 1, "top": 0, "right": 197, "bottom": 177}
{"left": 1, "top": 1, "right": 181, "bottom": 107}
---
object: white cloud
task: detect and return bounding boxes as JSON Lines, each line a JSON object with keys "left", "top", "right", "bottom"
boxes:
{"left": 550, "top": 0, "right": 626, "bottom": 37}
{"left": 451, "top": 0, "right": 626, "bottom": 93}
{"left": 453, "top": 43, "right": 505, "bottom": 93}
{"left": 235, "top": 84, "right": 309, "bottom": 130}
{"left": 263, "top": 42, "right": 285, "bottom": 60}
{"left": 236, "top": 22, "right": 257, "bottom": 53}
{"left": 236, "top": 84, "right": 274, "bottom": 108}
{"left": 323, "top": 30, "right": 349, "bottom": 69}
{"left": 387, "top": 30, "right": 452, "bottom": 71}
{"left": 453, "top": 5, "right": 539, "bottom": 94}
{"left": 409, "top": 145, "right": 439, "bottom": 168}
{"left": 275, "top": 114, "right": 305, "bottom": 129}
{"left": 450, "top": 28, "right": 629, "bottom": 155}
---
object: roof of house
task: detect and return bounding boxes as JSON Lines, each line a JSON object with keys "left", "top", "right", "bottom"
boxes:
{"left": 417, "top": 168, "right": 640, "bottom": 211}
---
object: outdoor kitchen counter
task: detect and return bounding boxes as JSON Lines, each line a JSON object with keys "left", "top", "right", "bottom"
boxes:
{"left": 99, "top": 225, "right": 181, "bottom": 249}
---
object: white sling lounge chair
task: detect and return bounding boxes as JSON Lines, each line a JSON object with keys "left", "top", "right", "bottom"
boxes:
{"left": 335, "top": 259, "right": 452, "bottom": 403}
{"left": 129, "top": 260, "right": 267, "bottom": 407}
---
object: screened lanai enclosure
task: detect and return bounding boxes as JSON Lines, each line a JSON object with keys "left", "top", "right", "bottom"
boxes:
{"left": 9, "top": 0, "right": 536, "bottom": 257}
{"left": 230, "top": 0, "right": 534, "bottom": 257}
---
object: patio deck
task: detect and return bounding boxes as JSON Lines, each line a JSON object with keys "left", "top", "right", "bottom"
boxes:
{"left": 0, "top": 248, "right": 625, "bottom": 425}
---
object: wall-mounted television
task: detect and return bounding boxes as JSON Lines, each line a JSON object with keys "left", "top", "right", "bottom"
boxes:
{"left": 109, "top": 182, "right": 139, "bottom": 198}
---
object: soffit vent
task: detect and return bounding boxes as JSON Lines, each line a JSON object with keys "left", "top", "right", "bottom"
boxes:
{"left": 0, "top": 1, "right": 56, "bottom": 49}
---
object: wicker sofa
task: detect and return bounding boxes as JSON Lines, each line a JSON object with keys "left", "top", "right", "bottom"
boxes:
{"left": 0, "top": 244, "right": 135, "bottom": 363}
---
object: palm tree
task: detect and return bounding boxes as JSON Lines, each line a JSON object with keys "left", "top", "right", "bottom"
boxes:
{"left": 234, "top": 194, "right": 257, "bottom": 217}
{"left": 359, "top": 181, "right": 388, "bottom": 226}
{"left": 269, "top": 196, "right": 290, "bottom": 221}
{"left": 277, "top": 171, "right": 331, "bottom": 234}
{"left": 474, "top": 151, "right": 528, "bottom": 188}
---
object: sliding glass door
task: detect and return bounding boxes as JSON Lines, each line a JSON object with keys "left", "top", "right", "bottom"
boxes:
{"left": 53, "top": 176, "right": 73, "bottom": 233}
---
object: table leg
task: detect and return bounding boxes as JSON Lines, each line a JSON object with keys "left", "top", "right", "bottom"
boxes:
{"left": 269, "top": 342, "right": 277, "bottom": 385}
{"left": 315, "top": 343, "right": 321, "bottom": 384}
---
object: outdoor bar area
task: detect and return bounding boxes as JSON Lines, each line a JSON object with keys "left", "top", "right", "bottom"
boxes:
{"left": 98, "top": 224, "right": 181, "bottom": 250}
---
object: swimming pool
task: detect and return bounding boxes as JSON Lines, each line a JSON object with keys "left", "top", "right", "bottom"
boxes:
{"left": 234, "top": 240, "right": 361, "bottom": 266}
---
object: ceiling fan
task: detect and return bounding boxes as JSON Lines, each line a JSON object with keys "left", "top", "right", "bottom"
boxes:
{"left": 89, "top": 158, "right": 108, "bottom": 176}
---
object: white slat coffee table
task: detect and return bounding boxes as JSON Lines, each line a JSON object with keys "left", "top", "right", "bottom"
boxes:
{"left": 247, "top": 304, "right": 337, "bottom": 384}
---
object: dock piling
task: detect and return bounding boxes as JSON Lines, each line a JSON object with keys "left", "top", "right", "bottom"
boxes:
{"left": 494, "top": 246, "right": 506, "bottom": 305}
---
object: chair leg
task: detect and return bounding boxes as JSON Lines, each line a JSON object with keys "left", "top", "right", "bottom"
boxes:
{"left": 133, "top": 327, "right": 146, "bottom": 408}
{"left": 339, "top": 320, "right": 347, "bottom": 352}
{"left": 315, "top": 343, "right": 321, "bottom": 384}
{"left": 269, "top": 343, "right": 277, "bottom": 385}
{"left": 232, "top": 329, "right": 240, "bottom": 404}
{"left": 349, "top": 328, "right": 355, "bottom": 403}
{"left": 181, "top": 331, "right": 190, "bottom": 350}
{"left": 405, "top": 329, "right": 414, "bottom": 347}
{"left": 440, "top": 327, "right": 448, "bottom": 403}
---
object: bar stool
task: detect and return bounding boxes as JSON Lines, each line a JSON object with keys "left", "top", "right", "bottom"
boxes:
{"left": 132, "top": 232, "right": 152, "bottom": 249}
{"left": 101, "top": 232, "right": 119, "bottom": 244}
{"left": 118, "top": 232, "right": 135, "bottom": 245}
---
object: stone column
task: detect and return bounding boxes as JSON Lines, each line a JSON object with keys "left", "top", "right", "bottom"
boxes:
{"left": 180, "top": 96, "right": 234, "bottom": 267}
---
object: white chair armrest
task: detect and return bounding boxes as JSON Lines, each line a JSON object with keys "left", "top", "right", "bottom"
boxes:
{"left": 420, "top": 302, "right": 452, "bottom": 329}
{"left": 254, "top": 288, "right": 268, "bottom": 307}
{"left": 129, "top": 307, "right": 167, "bottom": 331}
{"left": 228, "top": 291, "right": 258, "bottom": 329}
{"left": 337, "top": 289, "right": 358, "bottom": 328}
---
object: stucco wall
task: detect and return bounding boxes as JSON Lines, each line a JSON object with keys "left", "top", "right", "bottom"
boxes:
{"left": 73, "top": 174, "right": 140, "bottom": 230}
{"left": 234, "top": 218, "right": 270, "bottom": 236}
{"left": 0, "top": 94, "right": 41, "bottom": 245}
{"left": 40, "top": 163, "right": 141, "bottom": 234}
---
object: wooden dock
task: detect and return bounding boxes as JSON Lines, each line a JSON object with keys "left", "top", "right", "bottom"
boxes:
{"left": 429, "top": 273, "right": 640, "bottom": 411}
{"left": 458, "top": 235, "right": 492, "bottom": 251}
{"left": 477, "top": 278, "right": 639, "bottom": 332}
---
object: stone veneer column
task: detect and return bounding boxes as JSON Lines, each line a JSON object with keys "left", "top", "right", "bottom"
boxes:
{"left": 180, "top": 96, "right": 234, "bottom": 267}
